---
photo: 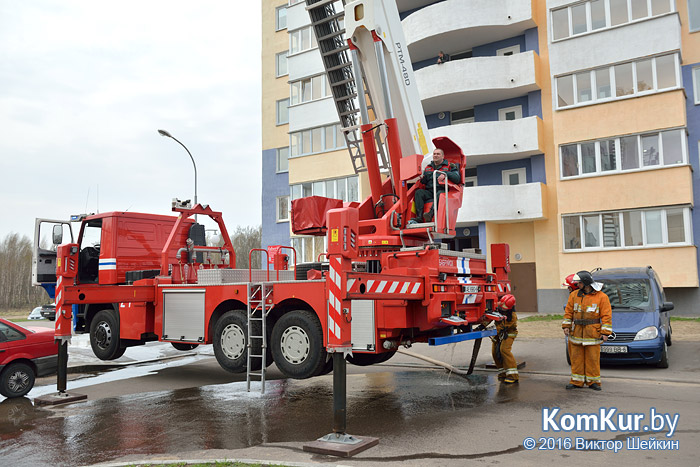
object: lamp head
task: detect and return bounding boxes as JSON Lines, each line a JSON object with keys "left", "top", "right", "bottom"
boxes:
{"left": 158, "top": 129, "right": 172, "bottom": 138}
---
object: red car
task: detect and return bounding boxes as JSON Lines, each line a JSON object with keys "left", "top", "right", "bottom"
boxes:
{"left": 0, "top": 318, "right": 58, "bottom": 398}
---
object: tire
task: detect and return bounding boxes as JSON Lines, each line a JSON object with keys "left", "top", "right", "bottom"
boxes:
{"left": 0, "top": 363, "right": 36, "bottom": 398}
{"left": 316, "top": 356, "right": 334, "bottom": 376}
{"left": 90, "top": 310, "right": 125, "bottom": 360}
{"left": 347, "top": 351, "right": 396, "bottom": 366}
{"left": 295, "top": 262, "right": 327, "bottom": 281}
{"left": 665, "top": 323, "right": 673, "bottom": 346}
{"left": 656, "top": 343, "right": 669, "bottom": 368}
{"left": 213, "top": 310, "right": 261, "bottom": 373}
{"left": 171, "top": 343, "right": 199, "bottom": 351}
{"left": 271, "top": 310, "right": 326, "bottom": 379}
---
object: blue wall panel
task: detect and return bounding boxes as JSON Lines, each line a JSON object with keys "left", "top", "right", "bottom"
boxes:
{"left": 682, "top": 64, "right": 700, "bottom": 275}
{"left": 474, "top": 96, "right": 530, "bottom": 122}
{"left": 524, "top": 27, "right": 539, "bottom": 54}
{"left": 477, "top": 159, "right": 532, "bottom": 186}
{"left": 261, "top": 148, "right": 291, "bottom": 250}
{"left": 472, "top": 35, "right": 526, "bottom": 57}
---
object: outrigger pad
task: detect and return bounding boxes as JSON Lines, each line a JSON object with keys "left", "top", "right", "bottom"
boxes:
{"left": 303, "top": 434, "right": 379, "bottom": 457}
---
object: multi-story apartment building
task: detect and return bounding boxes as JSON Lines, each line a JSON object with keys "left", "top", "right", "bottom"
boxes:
{"left": 262, "top": 0, "right": 699, "bottom": 314}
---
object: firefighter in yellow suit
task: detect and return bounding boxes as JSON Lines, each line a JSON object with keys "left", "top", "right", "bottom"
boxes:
{"left": 562, "top": 270, "right": 612, "bottom": 391}
{"left": 490, "top": 294, "right": 519, "bottom": 384}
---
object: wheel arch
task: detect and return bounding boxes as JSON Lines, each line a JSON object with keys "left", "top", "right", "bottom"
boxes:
{"left": 207, "top": 299, "right": 247, "bottom": 342}
{"left": 268, "top": 298, "right": 322, "bottom": 342}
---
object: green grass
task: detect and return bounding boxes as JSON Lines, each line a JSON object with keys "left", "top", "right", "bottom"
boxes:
{"left": 520, "top": 314, "right": 564, "bottom": 322}
{"left": 671, "top": 316, "right": 700, "bottom": 322}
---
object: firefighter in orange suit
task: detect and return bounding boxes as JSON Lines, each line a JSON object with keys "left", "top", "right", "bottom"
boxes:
{"left": 490, "top": 294, "right": 519, "bottom": 384}
{"left": 562, "top": 270, "right": 612, "bottom": 391}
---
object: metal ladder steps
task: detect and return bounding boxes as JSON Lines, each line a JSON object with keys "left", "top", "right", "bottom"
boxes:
{"left": 321, "top": 46, "right": 349, "bottom": 57}
{"left": 311, "top": 12, "right": 344, "bottom": 26}
{"left": 306, "top": 0, "right": 338, "bottom": 9}
{"left": 334, "top": 93, "right": 358, "bottom": 102}
{"left": 317, "top": 30, "right": 345, "bottom": 42}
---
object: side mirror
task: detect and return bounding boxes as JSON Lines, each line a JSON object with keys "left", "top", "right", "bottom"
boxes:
{"left": 52, "top": 225, "right": 63, "bottom": 245}
{"left": 661, "top": 301, "right": 674, "bottom": 312}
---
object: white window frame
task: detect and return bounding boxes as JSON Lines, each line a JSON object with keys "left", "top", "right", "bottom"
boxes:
{"left": 276, "top": 147, "right": 289, "bottom": 173}
{"left": 464, "top": 176, "right": 478, "bottom": 187}
{"left": 276, "top": 196, "right": 290, "bottom": 222}
{"left": 556, "top": 53, "right": 681, "bottom": 110}
{"left": 551, "top": 0, "right": 675, "bottom": 42}
{"left": 498, "top": 105, "right": 523, "bottom": 121}
{"left": 290, "top": 176, "right": 359, "bottom": 202}
{"left": 451, "top": 108, "right": 475, "bottom": 124}
{"left": 693, "top": 66, "right": 700, "bottom": 104}
{"left": 276, "top": 51, "right": 288, "bottom": 78}
{"left": 289, "top": 26, "right": 317, "bottom": 56}
{"left": 275, "top": 5, "right": 287, "bottom": 31}
{"left": 276, "top": 98, "right": 289, "bottom": 125}
{"left": 562, "top": 206, "right": 692, "bottom": 252}
{"left": 289, "top": 123, "right": 345, "bottom": 157}
{"left": 496, "top": 45, "right": 520, "bottom": 56}
{"left": 559, "top": 127, "right": 688, "bottom": 179}
{"left": 289, "top": 74, "right": 330, "bottom": 106}
{"left": 689, "top": 0, "right": 700, "bottom": 32}
{"left": 502, "top": 168, "right": 526, "bottom": 185}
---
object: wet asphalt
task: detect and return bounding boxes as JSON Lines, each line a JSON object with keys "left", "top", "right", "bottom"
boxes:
{"left": 1, "top": 335, "right": 698, "bottom": 466}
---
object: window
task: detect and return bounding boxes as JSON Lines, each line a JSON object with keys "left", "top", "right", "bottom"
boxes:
{"left": 290, "top": 26, "right": 317, "bottom": 54}
{"left": 0, "top": 322, "right": 25, "bottom": 342}
{"left": 559, "top": 129, "right": 687, "bottom": 178}
{"left": 451, "top": 108, "right": 474, "bottom": 124}
{"left": 498, "top": 105, "right": 522, "bottom": 121}
{"left": 276, "top": 5, "right": 287, "bottom": 31}
{"left": 557, "top": 54, "right": 679, "bottom": 109}
{"left": 552, "top": 0, "right": 673, "bottom": 40}
{"left": 693, "top": 67, "right": 700, "bottom": 104}
{"left": 292, "top": 236, "right": 327, "bottom": 264}
{"left": 563, "top": 207, "right": 691, "bottom": 251}
{"left": 502, "top": 168, "right": 526, "bottom": 185}
{"left": 290, "top": 123, "right": 345, "bottom": 157}
{"left": 290, "top": 175, "right": 360, "bottom": 202}
{"left": 290, "top": 74, "right": 331, "bottom": 105}
{"left": 496, "top": 45, "right": 520, "bottom": 56}
{"left": 276, "top": 51, "right": 288, "bottom": 77}
{"left": 464, "top": 176, "right": 478, "bottom": 187}
{"left": 276, "top": 98, "right": 289, "bottom": 125}
{"left": 276, "top": 147, "right": 289, "bottom": 173}
{"left": 691, "top": 0, "right": 700, "bottom": 31}
{"left": 276, "top": 196, "right": 290, "bottom": 222}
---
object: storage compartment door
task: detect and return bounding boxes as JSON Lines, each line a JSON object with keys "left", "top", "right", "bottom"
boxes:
{"left": 351, "top": 300, "right": 375, "bottom": 351}
{"left": 162, "top": 289, "right": 205, "bottom": 342}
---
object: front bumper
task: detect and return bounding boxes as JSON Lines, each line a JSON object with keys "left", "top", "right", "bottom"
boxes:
{"left": 600, "top": 336, "right": 664, "bottom": 365}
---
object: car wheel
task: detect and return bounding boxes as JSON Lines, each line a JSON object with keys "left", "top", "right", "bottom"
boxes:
{"left": 90, "top": 310, "right": 125, "bottom": 360}
{"left": 347, "top": 351, "right": 396, "bottom": 366}
{"left": 665, "top": 323, "right": 672, "bottom": 346}
{"left": 213, "top": 310, "right": 262, "bottom": 373}
{"left": 0, "top": 363, "right": 36, "bottom": 398}
{"left": 171, "top": 343, "right": 199, "bottom": 351}
{"left": 656, "top": 343, "right": 669, "bottom": 368}
{"left": 271, "top": 310, "right": 326, "bottom": 379}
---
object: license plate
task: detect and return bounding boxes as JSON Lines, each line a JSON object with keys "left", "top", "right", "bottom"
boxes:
{"left": 601, "top": 345, "right": 628, "bottom": 353}
{"left": 462, "top": 285, "right": 479, "bottom": 293}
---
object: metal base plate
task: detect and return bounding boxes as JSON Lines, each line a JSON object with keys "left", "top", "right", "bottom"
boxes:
{"left": 303, "top": 434, "right": 379, "bottom": 457}
{"left": 34, "top": 392, "right": 87, "bottom": 406}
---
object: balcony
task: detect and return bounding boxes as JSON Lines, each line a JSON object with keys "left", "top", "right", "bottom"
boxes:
{"left": 457, "top": 182, "right": 547, "bottom": 223}
{"left": 415, "top": 51, "right": 541, "bottom": 115}
{"left": 288, "top": 97, "right": 338, "bottom": 132}
{"left": 402, "top": 0, "right": 536, "bottom": 62}
{"left": 432, "top": 116, "right": 544, "bottom": 166}
{"left": 286, "top": 1, "right": 311, "bottom": 32}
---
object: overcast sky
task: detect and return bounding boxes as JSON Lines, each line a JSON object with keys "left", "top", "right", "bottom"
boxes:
{"left": 0, "top": 1, "right": 262, "bottom": 242}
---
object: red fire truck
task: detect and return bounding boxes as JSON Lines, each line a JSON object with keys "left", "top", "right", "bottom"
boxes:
{"left": 35, "top": 0, "right": 512, "bottom": 392}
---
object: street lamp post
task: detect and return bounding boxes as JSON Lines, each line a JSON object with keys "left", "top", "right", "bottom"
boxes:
{"left": 158, "top": 129, "right": 198, "bottom": 220}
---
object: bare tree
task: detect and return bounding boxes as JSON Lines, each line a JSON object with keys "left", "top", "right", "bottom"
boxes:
{"left": 0, "top": 233, "right": 49, "bottom": 310}
{"left": 229, "top": 225, "right": 262, "bottom": 269}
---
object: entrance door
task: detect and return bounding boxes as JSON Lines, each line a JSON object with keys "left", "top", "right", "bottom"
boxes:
{"left": 509, "top": 262, "right": 537, "bottom": 313}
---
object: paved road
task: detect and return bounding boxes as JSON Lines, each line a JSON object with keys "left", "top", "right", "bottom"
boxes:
{"left": 1, "top": 331, "right": 698, "bottom": 467}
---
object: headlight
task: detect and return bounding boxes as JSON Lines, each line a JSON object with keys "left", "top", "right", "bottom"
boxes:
{"left": 634, "top": 326, "right": 658, "bottom": 341}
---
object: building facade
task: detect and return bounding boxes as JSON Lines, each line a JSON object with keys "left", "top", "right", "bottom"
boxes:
{"left": 261, "top": 0, "right": 700, "bottom": 314}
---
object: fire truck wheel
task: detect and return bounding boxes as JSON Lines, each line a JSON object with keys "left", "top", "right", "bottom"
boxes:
{"left": 316, "top": 356, "right": 334, "bottom": 376}
{"left": 271, "top": 310, "right": 326, "bottom": 379}
{"left": 213, "top": 310, "right": 261, "bottom": 373}
{"left": 0, "top": 362, "right": 35, "bottom": 398}
{"left": 347, "top": 351, "right": 396, "bottom": 366}
{"left": 171, "top": 343, "right": 199, "bottom": 351}
{"left": 90, "top": 310, "right": 125, "bottom": 360}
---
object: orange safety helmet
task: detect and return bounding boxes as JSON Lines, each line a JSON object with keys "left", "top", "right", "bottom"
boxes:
{"left": 499, "top": 294, "right": 516, "bottom": 310}
{"left": 562, "top": 274, "right": 579, "bottom": 290}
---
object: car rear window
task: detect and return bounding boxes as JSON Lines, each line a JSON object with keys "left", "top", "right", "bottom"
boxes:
{"left": 599, "top": 279, "right": 652, "bottom": 309}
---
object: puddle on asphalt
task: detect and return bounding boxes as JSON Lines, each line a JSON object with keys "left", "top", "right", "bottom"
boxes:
{"left": 0, "top": 370, "right": 563, "bottom": 466}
